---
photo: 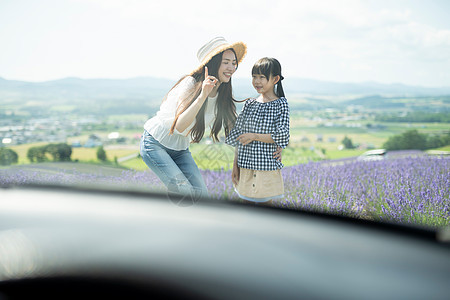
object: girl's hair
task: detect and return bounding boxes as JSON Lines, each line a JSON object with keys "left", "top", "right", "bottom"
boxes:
{"left": 251, "top": 57, "right": 285, "bottom": 97}
{"left": 165, "top": 48, "right": 239, "bottom": 143}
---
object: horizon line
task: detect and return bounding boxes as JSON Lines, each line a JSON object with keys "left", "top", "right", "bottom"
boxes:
{"left": 1, "top": 75, "right": 450, "bottom": 90}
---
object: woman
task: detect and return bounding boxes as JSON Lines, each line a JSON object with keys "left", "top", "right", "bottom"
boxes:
{"left": 140, "top": 37, "right": 247, "bottom": 201}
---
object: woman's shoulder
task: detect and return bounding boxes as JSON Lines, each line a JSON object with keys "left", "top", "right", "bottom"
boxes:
{"left": 169, "top": 76, "right": 197, "bottom": 96}
{"left": 179, "top": 75, "right": 197, "bottom": 88}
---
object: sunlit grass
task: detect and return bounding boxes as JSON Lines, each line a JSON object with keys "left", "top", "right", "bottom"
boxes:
{"left": 120, "top": 157, "right": 147, "bottom": 171}
{"left": 436, "top": 145, "right": 450, "bottom": 152}
{"left": 71, "top": 147, "right": 137, "bottom": 162}
{"left": 9, "top": 142, "right": 48, "bottom": 164}
{"left": 325, "top": 149, "right": 366, "bottom": 160}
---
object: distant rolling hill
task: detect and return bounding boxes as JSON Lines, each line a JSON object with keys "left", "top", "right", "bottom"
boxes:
{"left": 1, "top": 76, "right": 449, "bottom": 115}
{"left": 283, "top": 78, "right": 450, "bottom": 97}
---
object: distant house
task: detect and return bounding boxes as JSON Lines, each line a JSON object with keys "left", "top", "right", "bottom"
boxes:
{"left": 328, "top": 137, "right": 337, "bottom": 143}
{"left": 89, "top": 134, "right": 101, "bottom": 140}
{"left": 108, "top": 132, "right": 120, "bottom": 140}
{"left": 71, "top": 141, "right": 82, "bottom": 147}
{"left": 84, "top": 134, "right": 102, "bottom": 148}
{"left": 84, "top": 140, "right": 102, "bottom": 148}
{"left": 316, "top": 134, "right": 323, "bottom": 142}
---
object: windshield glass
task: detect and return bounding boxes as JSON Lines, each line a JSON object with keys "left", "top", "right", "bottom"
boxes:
{"left": 1, "top": 1, "right": 449, "bottom": 230}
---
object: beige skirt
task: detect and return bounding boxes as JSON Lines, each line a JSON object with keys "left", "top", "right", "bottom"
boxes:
{"left": 234, "top": 168, "right": 284, "bottom": 201}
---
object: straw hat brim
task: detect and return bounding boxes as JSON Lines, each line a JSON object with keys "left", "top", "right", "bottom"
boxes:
{"left": 190, "top": 41, "right": 247, "bottom": 76}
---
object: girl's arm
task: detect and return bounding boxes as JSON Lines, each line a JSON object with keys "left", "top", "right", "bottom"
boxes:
{"left": 270, "top": 100, "right": 290, "bottom": 149}
{"left": 175, "top": 67, "right": 218, "bottom": 133}
{"left": 236, "top": 133, "right": 282, "bottom": 161}
{"left": 236, "top": 133, "right": 274, "bottom": 145}
{"left": 225, "top": 101, "right": 248, "bottom": 147}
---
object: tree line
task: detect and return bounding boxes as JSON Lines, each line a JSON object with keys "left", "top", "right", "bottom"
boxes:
{"left": 342, "top": 130, "right": 450, "bottom": 151}
{"left": 375, "top": 111, "right": 450, "bottom": 123}
{"left": 0, "top": 143, "right": 110, "bottom": 166}
{"left": 27, "top": 143, "right": 73, "bottom": 162}
{"left": 383, "top": 130, "right": 450, "bottom": 151}
{"left": 0, "top": 148, "right": 18, "bottom": 166}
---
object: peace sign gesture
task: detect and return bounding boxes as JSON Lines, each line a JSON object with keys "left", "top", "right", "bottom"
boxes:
{"left": 201, "top": 66, "right": 218, "bottom": 97}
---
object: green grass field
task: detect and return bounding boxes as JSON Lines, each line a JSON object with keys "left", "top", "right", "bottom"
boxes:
{"left": 436, "top": 145, "right": 450, "bottom": 151}
{"left": 121, "top": 142, "right": 365, "bottom": 171}
{"left": 71, "top": 147, "right": 137, "bottom": 162}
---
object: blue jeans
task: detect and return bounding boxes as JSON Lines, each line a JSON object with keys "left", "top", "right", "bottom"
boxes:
{"left": 140, "top": 130, "right": 209, "bottom": 200}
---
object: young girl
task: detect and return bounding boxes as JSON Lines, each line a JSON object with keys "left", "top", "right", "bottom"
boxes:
{"left": 225, "top": 57, "right": 289, "bottom": 205}
{"left": 140, "top": 37, "right": 248, "bottom": 202}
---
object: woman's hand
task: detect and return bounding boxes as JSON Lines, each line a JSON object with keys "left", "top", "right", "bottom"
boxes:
{"left": 273, "top": 146, "right": 282, "bottom": 162}
{"left": 236, "top": 133, "right": 257, "bottom": 145}
{"left": 201, "top": 66, "right": 218, "bottom": 97}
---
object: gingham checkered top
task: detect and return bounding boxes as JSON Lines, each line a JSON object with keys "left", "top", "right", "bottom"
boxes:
{"left": 225, "top": 97, "right": 290, "bottom": 171}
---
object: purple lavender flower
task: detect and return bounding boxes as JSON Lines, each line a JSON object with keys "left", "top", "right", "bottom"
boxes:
{"left": 1, "top": 156, "right": 449, "bottom": 228}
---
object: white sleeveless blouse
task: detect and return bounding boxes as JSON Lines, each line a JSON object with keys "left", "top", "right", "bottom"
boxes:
{"left": 144, "top": 76, "right": 218, "bottom": 150}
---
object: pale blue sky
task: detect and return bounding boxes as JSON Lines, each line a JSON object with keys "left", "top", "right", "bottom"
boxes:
{"left": 1, "top": 0, "right": 449, "bottom": 87}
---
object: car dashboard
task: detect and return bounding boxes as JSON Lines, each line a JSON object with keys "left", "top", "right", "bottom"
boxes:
{"left": 0, "top": 184, "right": 449, "bottom": 299}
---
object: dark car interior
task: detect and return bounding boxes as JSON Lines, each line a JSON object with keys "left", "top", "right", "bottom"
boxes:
{"left": 1, "top": 184, "right": 449, "bottom": 299}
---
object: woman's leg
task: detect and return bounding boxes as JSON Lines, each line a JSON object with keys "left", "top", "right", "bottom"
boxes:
{"left": 140, "top": 132, "right": 196, "bottom": 197}
{"left": 171, "top": 148, "right": 210, "bottom": 200}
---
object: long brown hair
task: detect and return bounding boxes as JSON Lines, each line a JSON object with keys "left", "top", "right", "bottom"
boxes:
{"left": 167, "top": 48, "right": 239, "bottom": 143}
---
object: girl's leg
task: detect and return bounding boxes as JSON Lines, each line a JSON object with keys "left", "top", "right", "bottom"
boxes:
{"left": 140, "top": 132, "right": 196, "bottom": 197}
{"left": 242, "top": 199, "right": 273, "bottom": 206}
{"left": 256, "top": 199, "right": 273, "bottom": 206}
{"left": 171, "top": 148, "right": 210, "bottom": 200}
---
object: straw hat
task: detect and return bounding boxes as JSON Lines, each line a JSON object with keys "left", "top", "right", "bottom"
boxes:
{"left": 190, "top": 36, "right": 247, "bottom": 75}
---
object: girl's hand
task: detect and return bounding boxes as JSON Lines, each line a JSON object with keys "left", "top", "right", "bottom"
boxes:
{"left": 201, "top": 66, "right": 218, "bottom": 97}
{"left": 273, "top": 146, "right": 282, "bottom": 162}
{"left": 237, "top": 133, "right": 256, "bottom": 145}
{"left": 232, "top": 162, "right": 240, "bottom": 186}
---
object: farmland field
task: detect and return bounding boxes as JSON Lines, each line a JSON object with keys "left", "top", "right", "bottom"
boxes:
{"left": 9, "top": 115, "right": 448, "bottom": 170}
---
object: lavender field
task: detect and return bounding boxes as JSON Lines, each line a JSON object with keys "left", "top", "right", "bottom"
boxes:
{"left": 1, "top": 155, "right": 449, "bottom": 228}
